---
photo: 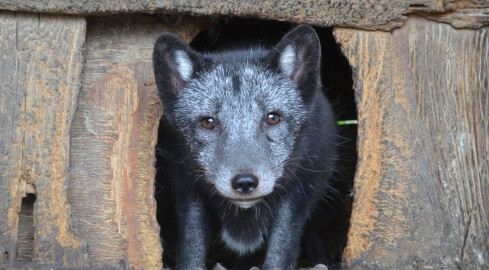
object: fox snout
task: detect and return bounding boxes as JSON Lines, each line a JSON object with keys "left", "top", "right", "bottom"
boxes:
{"left": 215, "top": 168, "right": 278, "bottom": 209}
{"left": 231, "top": 173, "right": 259, "bottom": 195}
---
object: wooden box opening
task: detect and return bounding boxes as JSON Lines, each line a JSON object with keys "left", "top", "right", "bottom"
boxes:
{"left": 0, "top": 3, "right": 489, "bottom": 269}
{"left": 154, "top": 17, "right": 358, "bottom": 269}
{"left": 1, "top": 3, "right": 487, "bottom": 269}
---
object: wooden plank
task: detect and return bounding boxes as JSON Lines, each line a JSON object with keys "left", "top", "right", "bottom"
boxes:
{"left": 67, "top": 15, "right": 212, "bottom": 269}
{"left": 0, "top": 0, "right": 488, "bottom": 30}
{"left": 335, "top": 16, "right": 489, "bottom": 268}
{"left": 0, "top": 11, "right": 88, "bottom": 266}
{"left": 0, "top": 11, "right": 20, "bottom": 265}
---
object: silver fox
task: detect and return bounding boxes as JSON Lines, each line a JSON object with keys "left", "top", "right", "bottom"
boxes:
{"left": 153, "top": 25, "right": 338, "bottom": 269}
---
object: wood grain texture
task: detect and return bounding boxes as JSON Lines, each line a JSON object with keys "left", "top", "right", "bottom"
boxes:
{"left": 67, "top": 15, "right": 212, "bottom": 269}
{"left": 0, "top": 11, "right": 88, "bottom": 266}
{"left": 0, "top": 0, "right": 488, "bottom": 30}
{"left": 335, "top": 16, "right": 488, "bottom": 269}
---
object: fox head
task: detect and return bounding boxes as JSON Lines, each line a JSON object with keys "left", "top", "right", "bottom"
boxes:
{"left": 153, "top": 25, "right": 322, "bottom": 208}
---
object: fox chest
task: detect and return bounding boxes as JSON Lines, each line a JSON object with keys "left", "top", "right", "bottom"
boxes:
{"left": 218, "top": 207, "right": 272, "bottom": 255}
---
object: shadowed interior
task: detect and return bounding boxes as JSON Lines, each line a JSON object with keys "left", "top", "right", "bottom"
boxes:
{"left": 16, "top": 194, "right": 36, "bottom": 263}
{"left": 155, "top": 17, "right": 357, "bottom": 269}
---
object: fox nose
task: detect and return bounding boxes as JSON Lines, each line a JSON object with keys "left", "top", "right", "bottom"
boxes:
{"left": 231, "top": 174, "right": 258, "bottom": 195}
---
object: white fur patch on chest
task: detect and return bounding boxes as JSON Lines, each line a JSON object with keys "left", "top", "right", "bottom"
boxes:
{"left": 221, "top": 229, "right": 264, "bottom": 255}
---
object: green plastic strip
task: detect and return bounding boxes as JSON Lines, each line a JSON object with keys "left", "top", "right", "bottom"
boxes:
{"left": 337, "top": 120, "right": 358, "bottom": 126}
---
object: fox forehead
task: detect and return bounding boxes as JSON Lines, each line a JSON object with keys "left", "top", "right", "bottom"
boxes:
{"left": 177, "top": 63, "right": 303, "bottom": 113}
{"left": 195, "top": 63, "right": 283, "bottom": 94}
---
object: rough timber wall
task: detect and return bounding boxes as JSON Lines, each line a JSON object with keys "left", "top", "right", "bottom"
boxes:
{"left": 0, "top": 12, "right": 88, "bottom": 266}
{"left": 335, "top": 16, "right": 489, "bottom": 269}
{"left": 67, "top": 15, "right": 210, "bottom": 269}
{"left": 0, "top": 1, "right": 488, "bottom": 269}
{"left": 0, "top": 0, "right": 488, "bottom": 30}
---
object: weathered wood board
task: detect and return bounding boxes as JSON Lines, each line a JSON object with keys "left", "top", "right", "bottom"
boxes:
{"left": 335, "top": 16, "right": 489, "bottom": 269}
{"left": 0, "top": 0, "right": 488, "bottom": 30}
{"left": 0, "top": 11, "right": 88, "bottom": 266}
{"left": 67, "top": 15, "right": 211, "bottom": 269}
{"left": 1, "top": 5, "right": 488, "bottom": 270}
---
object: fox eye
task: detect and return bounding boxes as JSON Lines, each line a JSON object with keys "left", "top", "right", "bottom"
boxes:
{"left": 265, "top": 112, "right": 281, "bottom": 125}
{"left": 201, "top": 117, "right": 216, "bottom": 129}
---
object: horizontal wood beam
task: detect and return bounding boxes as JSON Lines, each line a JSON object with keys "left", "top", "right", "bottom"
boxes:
{"left": 0, "top": 0, "right": 488, "bottom": 30}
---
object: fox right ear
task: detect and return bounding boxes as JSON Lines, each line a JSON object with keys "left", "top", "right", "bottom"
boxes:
{"left": 153, "top": 34, "right": 201, "bottom": 100}
{"left": 272, "top": 25, "right": 321, "bottom": 102}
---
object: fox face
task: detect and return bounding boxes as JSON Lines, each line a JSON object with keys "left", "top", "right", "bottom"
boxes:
{"left": 154, "top": 26, "right": 321, "bottom": 208}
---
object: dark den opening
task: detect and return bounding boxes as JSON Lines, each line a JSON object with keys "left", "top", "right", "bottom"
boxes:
{"left": 155, "top": 17, "right": 357, "bottom": 270}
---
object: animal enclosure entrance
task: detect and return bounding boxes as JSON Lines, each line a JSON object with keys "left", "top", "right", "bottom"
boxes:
{"left": 154, "top": 18, "right": 357, "bottom": 269}
{"left": 0, "top": 1, "right": 487, "bottom": 270}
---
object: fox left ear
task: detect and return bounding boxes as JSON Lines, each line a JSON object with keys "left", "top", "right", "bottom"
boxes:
{"left": 273, "top": 25, "right": 321, "bottom": 101}
{"left": 153, "top": 34, "right": 202, "bottom": 103}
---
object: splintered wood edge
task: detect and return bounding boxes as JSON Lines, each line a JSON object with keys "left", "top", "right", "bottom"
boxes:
{"left": 67, "top": 15, "right": 213, "bottom": 269}
{"left": 335, "top": 17, "right": 489, "bottom": 268}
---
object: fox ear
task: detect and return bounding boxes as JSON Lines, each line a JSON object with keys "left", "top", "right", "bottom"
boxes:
{"left": 153, "top": 34, "right": 201, "bottom": 101}
{"left": 273, "top": 25, "right": 321, "bottom": 100}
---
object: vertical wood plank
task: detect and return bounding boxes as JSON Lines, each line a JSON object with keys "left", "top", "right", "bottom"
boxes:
{"left": 0, "top": 11, "right": 88, "bottom": 266}
{"left": 68, "top": 15, "right": 211, "bottom": 269}
{"left": 0, "top": 11, "right": 21, "bottom": 264}
{"left": 335, "top": 16, "right": 489, "bottom": 268}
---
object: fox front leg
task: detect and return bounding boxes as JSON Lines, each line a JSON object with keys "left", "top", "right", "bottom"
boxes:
{"left": 175, "top": 199, "right": 208, "bottom": 269}
{"left": 262, "top": 199, "right": 309, "bottom": 270}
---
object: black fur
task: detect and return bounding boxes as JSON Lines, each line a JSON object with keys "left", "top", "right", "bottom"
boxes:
{"left": 154, "top": 25, "right": 339, "bottom": 270}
